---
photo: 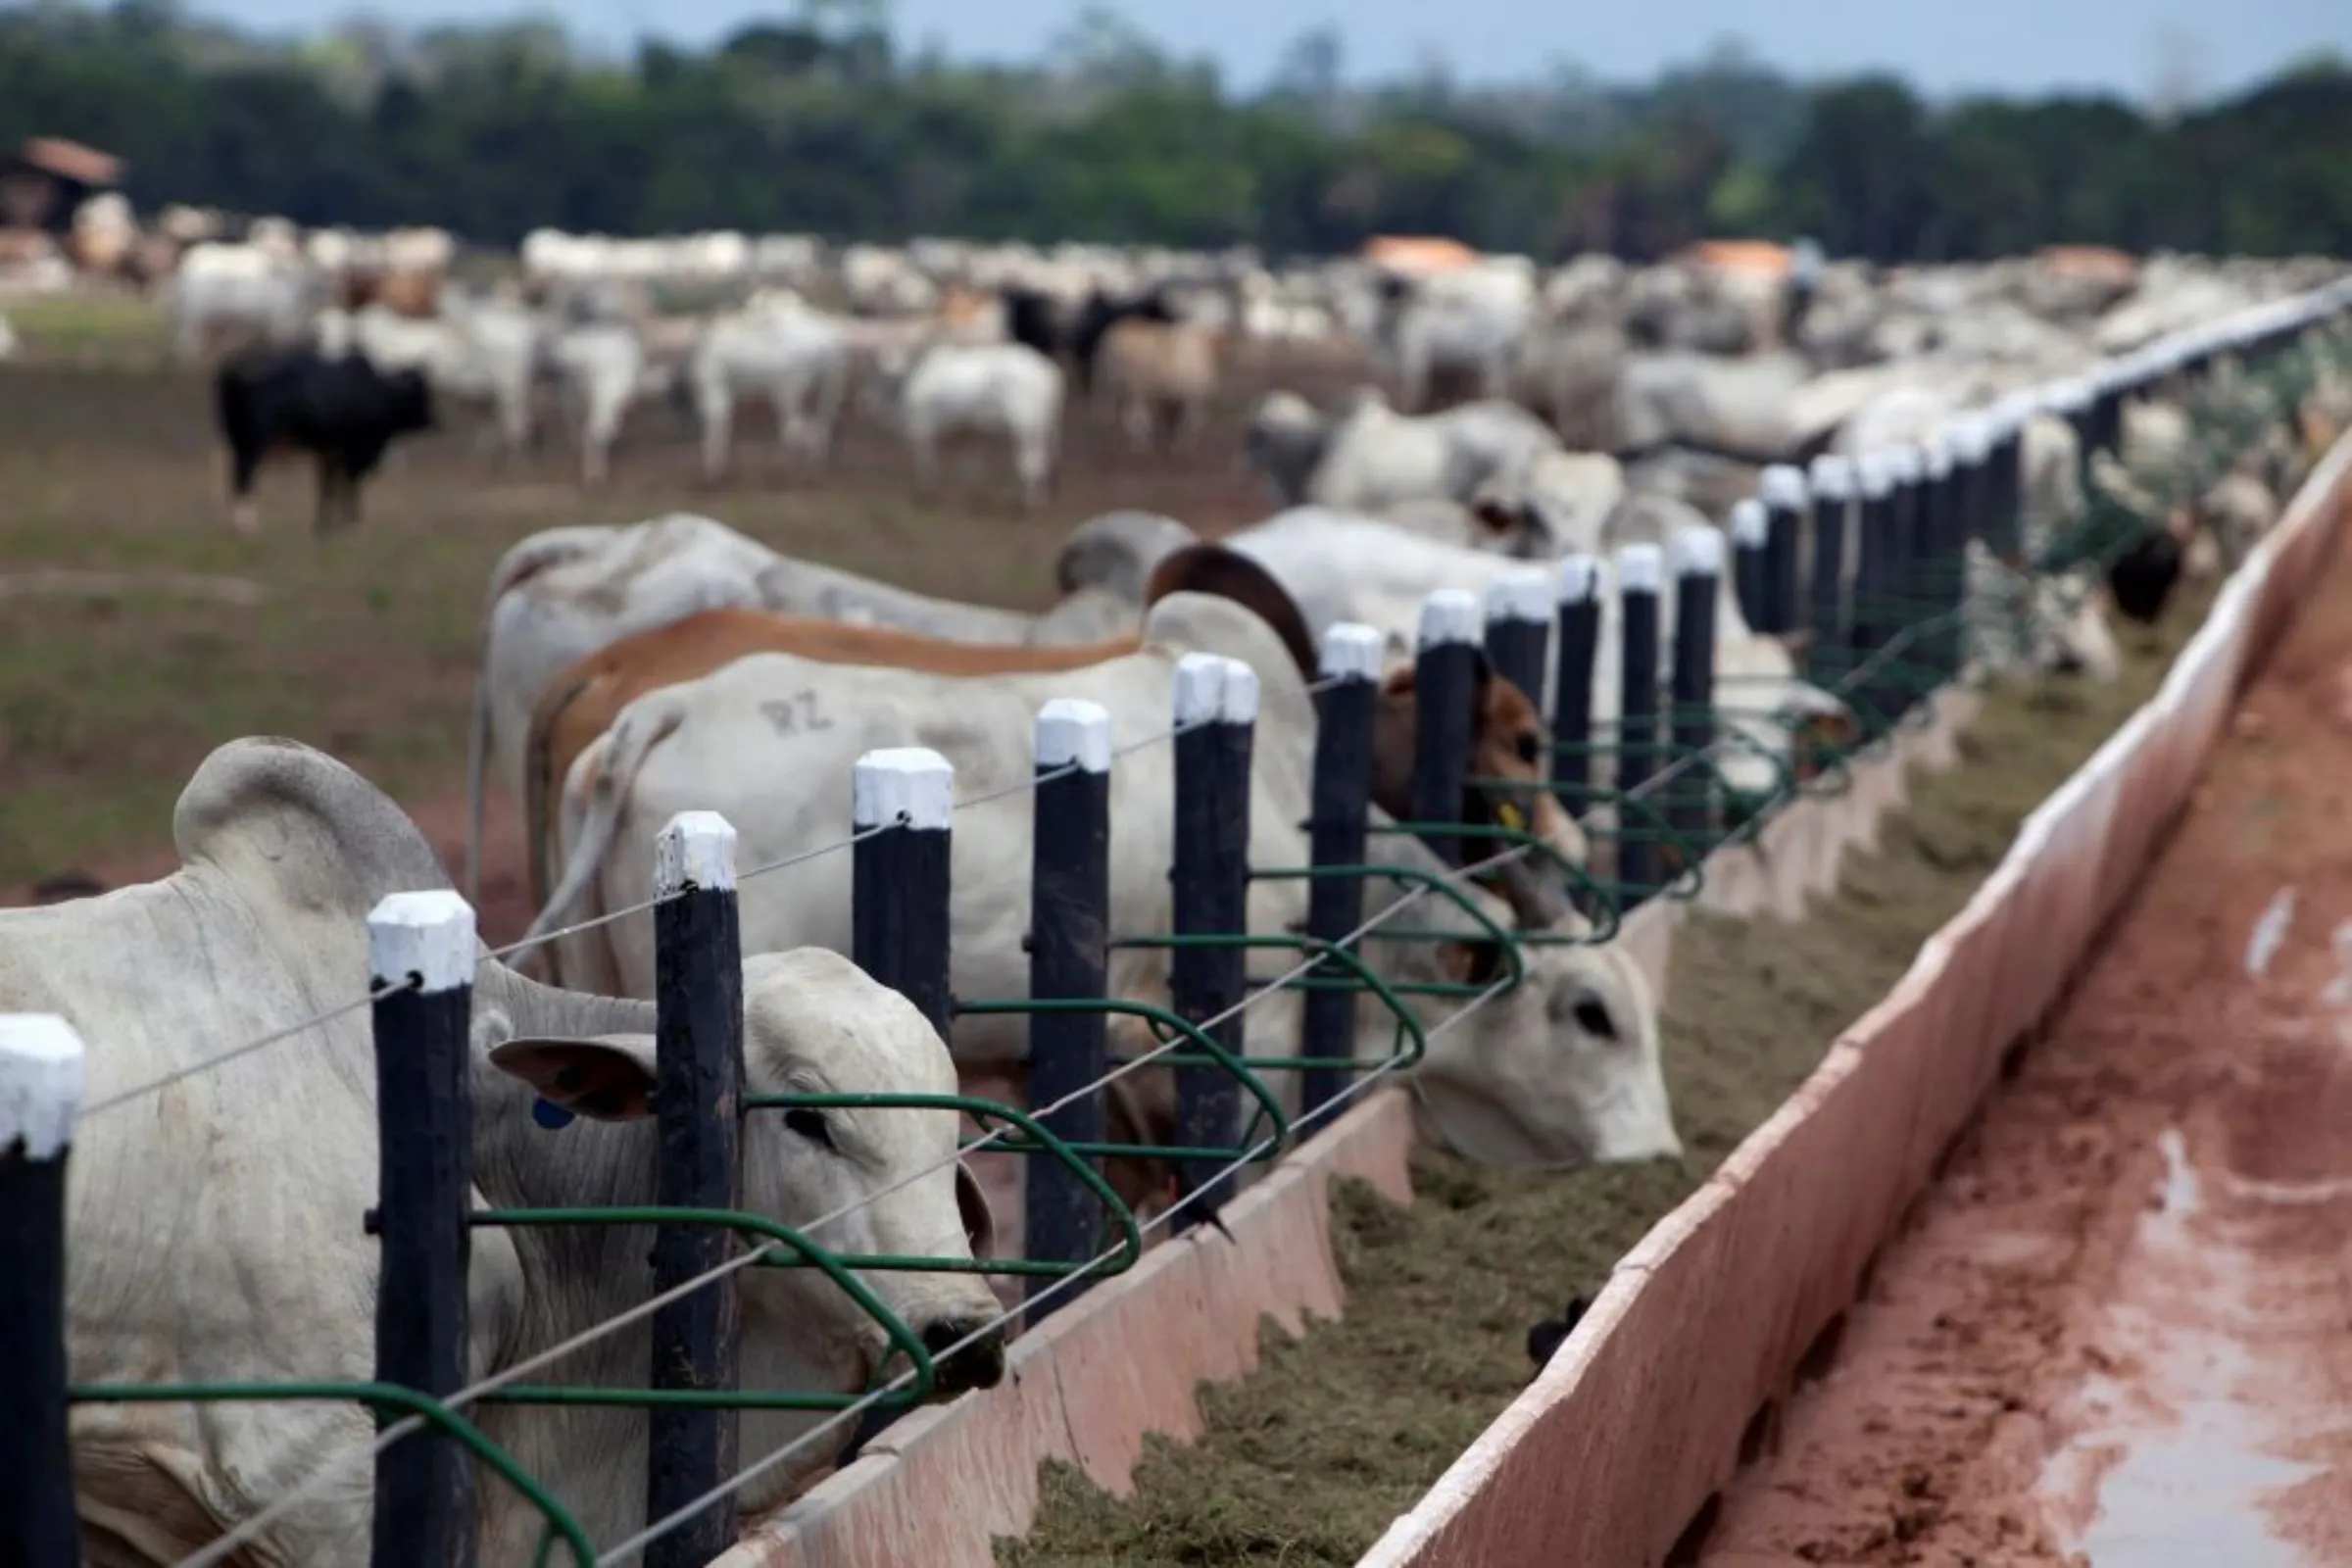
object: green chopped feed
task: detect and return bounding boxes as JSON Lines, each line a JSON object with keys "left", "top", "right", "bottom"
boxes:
{"left": 998, "top": 600, "right": 2204, "bottom": 1568}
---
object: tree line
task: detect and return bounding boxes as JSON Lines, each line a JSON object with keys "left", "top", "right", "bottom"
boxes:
{"left": 4, "top": 0, "right": 2349, "bottom": 263}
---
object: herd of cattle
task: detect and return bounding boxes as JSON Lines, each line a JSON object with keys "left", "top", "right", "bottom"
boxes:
{"left": 8, "top": 214, "right": 2352, "bottom": 1561}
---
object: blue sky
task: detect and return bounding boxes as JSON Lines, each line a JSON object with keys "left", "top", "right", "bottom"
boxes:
{"left": 203, "top": 0, "right": 2347, "bottom": 102}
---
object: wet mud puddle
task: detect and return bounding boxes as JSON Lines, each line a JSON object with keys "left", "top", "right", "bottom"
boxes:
{"left": 1701, "top": 583, "right": 2352, "bottom": 1566}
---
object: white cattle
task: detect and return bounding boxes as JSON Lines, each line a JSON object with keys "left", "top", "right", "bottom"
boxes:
{"left": 887, "top": 340, "right": 1065, "bottom": 509}
{"left": 685, "top": 297, "right": 854, "bottom": 482}
{"left": 162, "top": 242, "right": 325, "bottom": 361}
{"left": 1464, "top": 449, "right": 1632, "bottom": 560}
{"left": 545, "top": 319, "right": 651, "bottom": 485}
{"left": 0, "top": 310, "right": 16, "bottom": 362}
{"left": 1370, "top": 263, "right": 1538, "bottom": 411}
{"left": 1245, "top": 387, "right": 1559, "bottom": 514}
{"left": 525, "top": 593, "right": 1678, "bottom": 1171}
{"left": 463, "top": 515, "right": 1146, "bottom": 903}
{"left": 17, "top": 738, "right": 1001, "bottom": 1566}
{"left": 1218, "top": 508, "right": 1846, "bottom": 802}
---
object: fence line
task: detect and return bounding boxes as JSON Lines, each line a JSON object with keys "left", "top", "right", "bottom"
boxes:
{"left": 8, "top": 278, "right": 2348, "bottom": 1568}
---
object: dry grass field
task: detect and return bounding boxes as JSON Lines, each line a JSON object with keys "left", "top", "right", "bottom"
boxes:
{"left": 0, "top": 296, "right": 1357, "bottom": 936}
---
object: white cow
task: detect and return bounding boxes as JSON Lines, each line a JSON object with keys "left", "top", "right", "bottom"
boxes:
{"left": 1371, "top": 263, "right": 1539, "bottom": 412}
{"left": 685, "top": 297, "right": 855, "bottom": 482}
{"left": 885, "top": 340, "right": 1065, "bottom": 510}
{"left": 464, "top": 515, "right": 1148, "bottom": 904}
{"left": 524, "top": 593, "right": 1678, "bottom": 1172}
{"left": 1245, "top": 387, "right": 1560, "bottom": 513}
{"left": 162, "top": 242, "right": 325, "bottom": 361}
{"left": 15, "top": 738, "right": 1001, "bottom": 1566}
{"left": 0, "top": 310, "right": 16, "bottom": 362}
{"left": 1218, "top": 507, "right": 1848, "bottom": 801}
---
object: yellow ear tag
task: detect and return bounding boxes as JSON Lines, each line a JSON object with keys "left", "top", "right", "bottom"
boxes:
{"left": 1496, "top": 801, "right": 1526, "bottom": 832}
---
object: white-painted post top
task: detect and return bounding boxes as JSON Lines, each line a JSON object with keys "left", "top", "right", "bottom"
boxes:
{"left": 1174, "top": 652, "right": 1260, "bottom": 725}
{"left": 1417, "top": 587, "right": 1482, "bottom": 648}
{"left": 1616, "top": 542, "right": 1663, "bottom": 595}
{"left": 1884, "top": 446, "right": 1923, "bottom": 487}
{"left": 0, "top": 1014, "right": 86, "bottom": 1161}
{"left": 1036, "top": 698, "right": 1113, "bottom": 773}
{"left": 1921, "top": 434, "right": 1954, "bottom": 478}
{"left": 1855, "top": 452, "right": 1895, "bottom": 500}
{"left": 657, "top": 810, "right": 738, "bottom": 896}
{"left": 1808, "top": 454, "right": 1856, "bottom": 500}
{"left": 1758, "top": 465, "right": 1808, "bottom": 510}
{"left": 853, "top": 748, "right": 956, "bottom": 831}
{"left": 1557, "top": 553, "right": 1600, "bottom": 606}
{"left": 1950, "top": 416, "right": 1992, "bottom": 462}
{"left": 1728, "top": 498, "right": 1768, "bottom": 546}
{"left": 1671, "top": 525, "right": 1725, "bottom": 578}
{"left": 368, "top": 890, "right": 477, "bottom": 995}
{"left": 1318, "top": 622, "right": 1386, "bottom": 682}
{"left": 1484, "top": 568, "right": 1553, "bottom": 627}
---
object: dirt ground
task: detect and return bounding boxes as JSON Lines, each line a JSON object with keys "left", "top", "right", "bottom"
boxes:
{"left": 1700, "top": 527, "right": 2352, "bottom": 1565}
{"left": 0, "top": 329, "right": 1354, "bottom": 919}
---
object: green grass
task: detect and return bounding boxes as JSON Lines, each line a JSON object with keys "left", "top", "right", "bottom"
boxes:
{"left": 3, "top": 291, "right": 172, "bottom": 368}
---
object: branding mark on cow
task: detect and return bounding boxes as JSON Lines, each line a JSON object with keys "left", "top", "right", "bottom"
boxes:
{"left": 760, "top": 690, "right": 834, "bottom": 737}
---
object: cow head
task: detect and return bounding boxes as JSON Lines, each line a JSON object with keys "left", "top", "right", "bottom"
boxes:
{"left": 1401, "top": 917, "right": 1679, "bottom": 1168}
{"left": 1371, "top": 656, "right": 1588, "bottom": 927}
{"left": 488, "top": 948, "right": 1004, "bottom": 1506}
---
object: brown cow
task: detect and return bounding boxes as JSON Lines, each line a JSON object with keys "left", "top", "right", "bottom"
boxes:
{"left": 519, "top": 543, "right": 1580, "bottom": 921}
{"left": 1094, "top": 318, "right": 1226, "bottom": 454}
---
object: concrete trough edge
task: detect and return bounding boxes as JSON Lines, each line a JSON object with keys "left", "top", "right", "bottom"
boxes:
{"left": 708, "top": 672, "right": 1981, "bottom": 1567}
{"left": 1354, "top": 427, "right": 2352, "bottom": 1568}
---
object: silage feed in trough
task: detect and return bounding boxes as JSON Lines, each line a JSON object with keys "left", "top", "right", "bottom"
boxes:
{"left": 997, "top": 596, "right": 2207, "bottom": 1568}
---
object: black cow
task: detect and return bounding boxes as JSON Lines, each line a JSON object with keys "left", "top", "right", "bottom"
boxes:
{"left": 999, "top": 284, "right": 1181, "bottom": 395}
{"left": 214, "top": 344, "right": 436, "bottom": 537}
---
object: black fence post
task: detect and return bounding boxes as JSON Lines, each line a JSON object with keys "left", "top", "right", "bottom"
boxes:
{"left": 1411, "top": 589, "right": 1482, "bottom": 871}
{"left": 1550, "top": 555, "right": 1602, "bottom": 820}
{"left": 1881, "top": 444, "right": 1923, "bottom": 722}
{"left": 1850, "top": 452, "right": 1897, "bottom": 740}
{"left": 646, "top": 811, "right": 745, "bottom": 1568}
{"left": 1804, "top": 454, "right": 1855, "bottom": 689}
{"left": 1482, "top": 568, "right": 1552, "bottom": 716}
{"left": 0, "top": 1014, "right": 83, "bottom": 1568}
{"left": 1984, "top": 400, "right": 2027, "bottom": 564}
{"left": 1918, "top": 433, "right": 1960, "bottom": 687}
{"left": 1169, "top": 654, "right": 1255, "bottom": 1233}
{"left": 841, "top": 748, "right": 956, "bottom": 1459}
{"left": 1757, "top": 464, "right": 1807, "bottom": 638}
{"left": 1728, "top": 498, "right": 1767, "bottom": 630}
{"left": 1302, "top": 624, "right": 1383, "bottom": 1118}
{"left": 851, "top": 748, "right": 956, "bottom": 1037}
{"left": 1667, "top": 527, "right": 1720, "bottom": 852}
{"left": 368, "top": 890, "right": 479, "bottom": 1568}
{"left": 1026, "top": 698, "right": 1111, "bottom": 1308}
{"left": 1613, "top": 544, "right": 1663, "bottom": 906}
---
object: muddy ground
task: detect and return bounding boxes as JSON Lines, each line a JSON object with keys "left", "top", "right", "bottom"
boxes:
{"left": 1697, "top": 521, "right": 2352, "bottom": 1564}
{"left": 0, "top": 332, "right": 1356, "bottom": 910}
{"left": 998, "top": 587, "right": 2218, "bottom": 1565}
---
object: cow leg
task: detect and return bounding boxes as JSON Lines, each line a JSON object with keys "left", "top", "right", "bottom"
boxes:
{"left": 1121, "top": 394, "right": 1151, "bottom": 454}
{"left": 698, "top": 386, "right": 732, "bottom": 486}
{"left": 225, "top": 442, "right": 265, "bottom": 536}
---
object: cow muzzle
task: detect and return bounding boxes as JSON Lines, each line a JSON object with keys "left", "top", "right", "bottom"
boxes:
{"left": 920, "top": 1316, "right": 1008, "bottom": 1396}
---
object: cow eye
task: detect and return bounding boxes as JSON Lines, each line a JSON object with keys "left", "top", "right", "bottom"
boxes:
{"left": 1572, "top": 998, "right": 1619, "bottom": 1041}
{"left": 784, "top": 1107, "right": 835, "bottom": 1149}
{"left": 1515, "top": 733, "right": 1542, "bottom": 765}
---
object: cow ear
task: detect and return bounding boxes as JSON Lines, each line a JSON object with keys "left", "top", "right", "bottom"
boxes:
{"left": 1770, "top": 627, "right": 1814, "bottom": 658}
{"left": 1439, "top": 939, "right": 1509, "bottom": 988}
{"left": 490, "top": 1033, "right": 659, "bottom": 1121}
{"left": 956, "top": 1161, "right": 999, "bottom": 1259}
